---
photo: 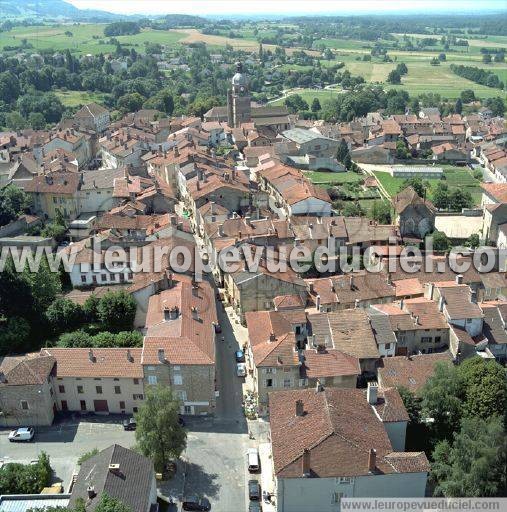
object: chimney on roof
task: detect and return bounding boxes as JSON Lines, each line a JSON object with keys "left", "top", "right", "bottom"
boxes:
{"left": 245, "top": 216, "right": 251, "bottom": 226}
{"left": 315, "top": 294, "right": 321, "bottom": 311}
{"left": 158, "top": 348, "right": 166, "bottom": 363}
{"left": 108, "top": 463, "right": 120, "bottom": 474}
{"left": 302, "top": 448, "right": 311, "bottom": 477}
{"left": 354, "top": 298, "right": 360, "bottom": 309}
{"left": 470, "top": 289, "right": 477, "bottom": 304}
{"left": 315, "top": 379, "right": 324, "bottom": 393}
{"left": 456, "top": 274, "right": 463, "bottom": 285}
{"left": 368, "top": 448, "right": 377, "bottom": 473}
{"left": 295, "top": 399, "right": 304, "bottom": 417}
{"left": 126, "top": 349, "right": 133, "bottom": 362}
{"left": 387, "top": 272, "right": 392, "bottom": 286}
{"left": 308, "top": 281, "right": 314, "bottom": 294}
{"left": 192, "top": 282, "right": 199, "bottom": 297}
{"left": 191, "top": 306, "right": 199, "bottom": 321}
{"left": 87, "top": 486, "right": 96, "bottom": 499}
{"left": 349, "top": 275, "right": 354, "bottom": 290}
{"left": 168, "top": 272, "right": 173, "bottom": 287}
{"left": 438, "top": 295, "right": 445, "bottom": 312}
{"left": 196, "top": 180, "right": 200, "bottom": 191}
{"left": 269, "top": 331, "right": 276, "bottom": 342}
{"left": 231, "top": 168, "right": 236, "bottom": 181}
{"left": 174, "top": 145, "right": 180, "bottom": 157}
{"left": 400, "top": 298, "right": 404, "bottom": 311}
{"left": 367, "top": 381, "right": 378, "bottom": 405}
{"left": 88, "top": 349, "right": 95, "bottom": 363}
{"left": 224, "top": 173, "right": 230, "bottom": 182}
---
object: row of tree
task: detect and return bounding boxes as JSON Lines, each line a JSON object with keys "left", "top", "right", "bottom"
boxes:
{"left": 450, "top": 64, "right": 504, "bottom": 90}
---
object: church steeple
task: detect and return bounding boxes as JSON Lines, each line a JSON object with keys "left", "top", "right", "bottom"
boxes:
{"left": 227, "top": 61, "right": 251, "bottom": 128}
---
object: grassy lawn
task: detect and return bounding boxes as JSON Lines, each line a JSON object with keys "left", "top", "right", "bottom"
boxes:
{"left": 373, "top": 165, "right": 482, "bottom": 205}
{"left": 271, "top": 89, "right": 343, "bottom": 106}
{"left": 55, "top": 89, "right": 108, "bottom": 107}
{"left": 305, "top": 170, "right": 364, "bottom": 185}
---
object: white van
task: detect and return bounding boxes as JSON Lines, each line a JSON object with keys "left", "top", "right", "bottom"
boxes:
{"left": 247, "top": 448, "right": 260, "bottom": 473}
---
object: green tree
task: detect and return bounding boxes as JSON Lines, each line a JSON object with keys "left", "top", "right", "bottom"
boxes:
{"left": 57, "top": 330, "right": 93, "bottom": 348}
{"left": 454, "top": 97, "right": 463, "bottom": 114}
{"left": 370, "top": 201, "right": 391, "bottom": 224}
{"left": 311, "top": 97, "right": 321, "bottom": 112}
{"left": 0, "top": 184, "right": 31, "bottom": 226}
{"left": 386, "top": 69, "right": 401, "bottom": 84}
{"left": 23, "top": 257, "right": 61, "bottom": 315}
{"left": 83, "top": 294, "right": 100, "bottom": 322}
{"left": 0, "top": 317, "right": 31, "bottom": 355}
{"left": 438, "top": 53, "right": 446, "bottom": 61}
{"left": 342, "top": 202, "right": 365, "bottom": 217}
{"left": 482, "top": 53, "right": 492, "bottom": 64}
{"left": 284, "top": 94, "right": 309, "bottom": 114}
{"left": 0, "top": 453, "right": 51, "bottom": 494}
{"left": 117, "top": 93, "right": 146, "bottom": 114}
{"left": 428, "top": 231, "right": 452, "bottom": 252}
{"left": 398, "top": 386, "right": 422, "bottom": 424}
{"left": 420, "top": 361, "right": 462, "bottom": 442}
{"left": 45, "top": 298, "right": 84, "bottom": 334}
{"left": 336, "top": 138, "right": 349, "bottom": 163}
{"left": 396, "top": 140, "right": 410, "bottom": 159}
{"left": 96, "top": 290, "right": 136, "bottom": 332}
{"left": 400, "top": 178, "right": 427, "bottom": 199}
{"left": 465, "top": 233, "right": 480, "bottom": 249}
{"left": 135, "top": 385, "right": 187, "bottom": 471}
{"left": 456, "top": 357, "right": 507, "bottom": 421}
{"left": 396, "top": 62, "right": 408, "bottom": 75}
{"left": 28, "top": 112, "right": 46, "bottom": 130}
{"left": 5, "top": 111, "right": 28, "bottom": 131}
{"left": 431, "top": 416, "right": 506, "bottom": 497}
{"left": 432, "top": 182, "right": 450, "bottom": 210}
{"left": 449, "top": 189, "right": 473, "bottom": 211}
{"left": 460, "top": 89, "right": 476, "bottom": 104}
{"left": 95, "top": 494, "right": 132, "bottom": 512}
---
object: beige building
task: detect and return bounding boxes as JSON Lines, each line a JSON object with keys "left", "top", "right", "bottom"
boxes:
{"left": 42, "top": 348, "right": 145, "bottom": 414}
{"left": 142, "top": 274, "right": 217, "bottom": 415}
{"left": 0, "top": 354, "right": 56, "bottom": 427}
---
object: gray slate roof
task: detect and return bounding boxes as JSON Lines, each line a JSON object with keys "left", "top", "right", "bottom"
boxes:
{"left": 69, "top": 444, "right": 154, "bottom": 512}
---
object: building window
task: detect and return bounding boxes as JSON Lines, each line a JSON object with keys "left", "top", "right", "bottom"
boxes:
{"left": 81, "top": 275, "right": 87, "bottom": 283}
{"left": 133, "top": 394, "right": 144, "bottom": 400}
{"left": 147, "top": 366, "right": 155, "bottom": 371}
{"left": 173, "top": 366, "right": 180, "bottom": 371}
{"left": 20, "top": 400, "right": 29, "bottom": 410}
{"left": 466, "top": 318, "right": 472, "bottom": 324}
{"left": 337, "top": 477, "right": 353, "bottom": 484}
{"left": 148, "top": 376, "right": 158, "bottom": 385}
{"left": 133, "top": 378, "right": 139, "bottom": 385}
{"left": 114, "top": 386, "right": 121, "bottom": 394}
{"left": 119, "top": 401, "right": 126, "bottom": 410}
{"left": 59, "top": 385, "right": 65, "bottom": 393}
{"left": 94, "top": 378, "right": 101, "bottom": 381}
{"left": 173, "top": 375, "right": 182, "bottom": 385}
{"left": 265, "top": 368, "right": 274, "bottom": 374}
{"left": 77, "top": 386, "right": 84, "bottom": 394}
{"left": 332, "top": 492, "right": 344, "bottom": 504}
{"left": 283, "top": 378, "right": 292, "bottom": 388}
{"left": 101, "top": 274, "right": 107, "bottom": 282}
{"left": 80, "top": 400, "right": 86, "bottom": 411}
{"left": 184, "top": 405, "right": 192, "bottom": 414}
{"left": 113, "top": 378, "right": 119, "bottom": 381}
{"left": 299, "top": 378, "right": 307, "bottom": 387}
{"left": 266, "top": 379, "right": 273, "bottom": 387}
{"left": 421, "top": 337, "right": 432, "bottom": 343}
{"left": 295, "top": 326, "right": 301, "bottom": 334}
{"left": 175, "top": 390, "right": 187, "bottom": 401}
{"left": 385, "top": 343, "right": 391, "bottom": 350}
{"left": 96, "top": 386, "right": 103, "bottom": 394}
{"left": 435, "top": 336, "right": 441, "bottom": 343}
{"left": 133, "top": 407, "right": 138, "bottom": 413}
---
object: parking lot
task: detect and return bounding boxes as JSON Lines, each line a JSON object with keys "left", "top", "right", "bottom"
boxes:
{"left": 0, "top": 414, "right": 251, "bottom": 512}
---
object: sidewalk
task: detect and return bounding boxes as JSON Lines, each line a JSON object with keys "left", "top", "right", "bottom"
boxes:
{"left": 259, "top": 442, "right": 277, "bottom": 512}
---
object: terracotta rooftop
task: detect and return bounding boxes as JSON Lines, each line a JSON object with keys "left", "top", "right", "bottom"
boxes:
{"left": 269, "top": 388, "right": 429, "bottom": 478}
{"left": 0, "top": 353, "right": 55, "bottom": 386}
{"left": 301, "top": 348, "right": 360, "bottom": 379}
{"left": 378, "top": 352, "right": 453, "bottom": 394}
{"left": 42, "top": 348, "right": 143, "bottom": 379}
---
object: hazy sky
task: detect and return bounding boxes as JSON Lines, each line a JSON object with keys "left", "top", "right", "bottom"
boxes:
{"left": 67, "top": 0, "right": 507, "bottom": 16}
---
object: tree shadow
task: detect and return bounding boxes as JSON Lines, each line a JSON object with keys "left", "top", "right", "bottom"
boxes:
{"left": 184, "top": 461, "right": 221, "bottom": 499}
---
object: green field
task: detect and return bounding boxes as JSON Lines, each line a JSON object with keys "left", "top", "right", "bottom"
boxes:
{"left": 0, "top": 24, "right": 186, "bottom": 55}
{"left": 55, "top": 89, "right": 109, "bottom": 107}
{"left": 271, "top": 89, "right": 343, "bottom": 106}
{"left": 373, "top": 165, "right": 483, "bottom": 205}
{"left": 305, "top": 170, "right": 364, "bottom": 185}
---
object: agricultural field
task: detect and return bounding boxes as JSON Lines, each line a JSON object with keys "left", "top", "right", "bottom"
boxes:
{"left": 372, "top": 165, "right": 483, "bottom": 205}
{"left": 0, "top": 24, "right": 187, "bottom": 54}
{"left": 271, "top": 88, "right": 343, "bottom": 106}
{"left": 305, "top": 170, "right": 364, "bottom": 185}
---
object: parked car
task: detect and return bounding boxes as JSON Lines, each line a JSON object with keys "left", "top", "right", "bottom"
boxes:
{"left": 214, "top": 322, "right": 222, "bottom": 334}
{"left": 182, "top": 496, "right": 211, "bottom": 511}
{"left": 8, "top": 427, "right": 34, "bottom": 442}
{"left": 247, "top": 447, "right": 260, "bottom": 473}
{"left": 236, "top": 362, "right": 247, "bottom": 377}
{"left": 235, "top": 350, "right": 245, "bottom": 362}
{"left": 249, "top": 502, "right": 262, "bottom": 512}
{"left": 248, "top": 479, "right": 261, "bottom": 500}
{"left": 122, "top": 418, "right": 136, "bottom": 431}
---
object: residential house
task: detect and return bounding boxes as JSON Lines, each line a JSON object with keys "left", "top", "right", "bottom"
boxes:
{"left": 69, "top": 445, "right": 157, "bottom": 512}
{"left": 42, "top": 347, "right": 145, "bottom": 415}
{"left": 142, "top": 275, "right": 217, "bottom": 415}
{"left": 74, "top": 103, "right": 110, "bottom": 134}
{"left": 392, "top": 187, "right": 435, "bottom": 239}
{"left": 0, "top": 353, "right": 56, "bottom": 427}
{"left": 268, "top": 388, "right": 428, "bottom": 512}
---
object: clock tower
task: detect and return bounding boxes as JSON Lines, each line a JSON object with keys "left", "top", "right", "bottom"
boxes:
{"left": 227, "top": 61, "right": 251, "bottom": 128}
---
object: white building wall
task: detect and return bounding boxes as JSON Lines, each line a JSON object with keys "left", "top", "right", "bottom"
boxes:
{"left": 383, "top": 421, "right": 407, "bottom": 451}
{"left": 290, "top": 198, "right": 332, "bottom": 217}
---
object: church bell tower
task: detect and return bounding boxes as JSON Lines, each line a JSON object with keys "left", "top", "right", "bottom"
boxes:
{"left": 227, "top": 61, "right": 251, "bottom": 128}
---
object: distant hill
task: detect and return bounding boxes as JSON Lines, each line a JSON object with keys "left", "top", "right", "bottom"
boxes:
{"left": 0, "top": 0, "right": 121, "bottom": 20}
